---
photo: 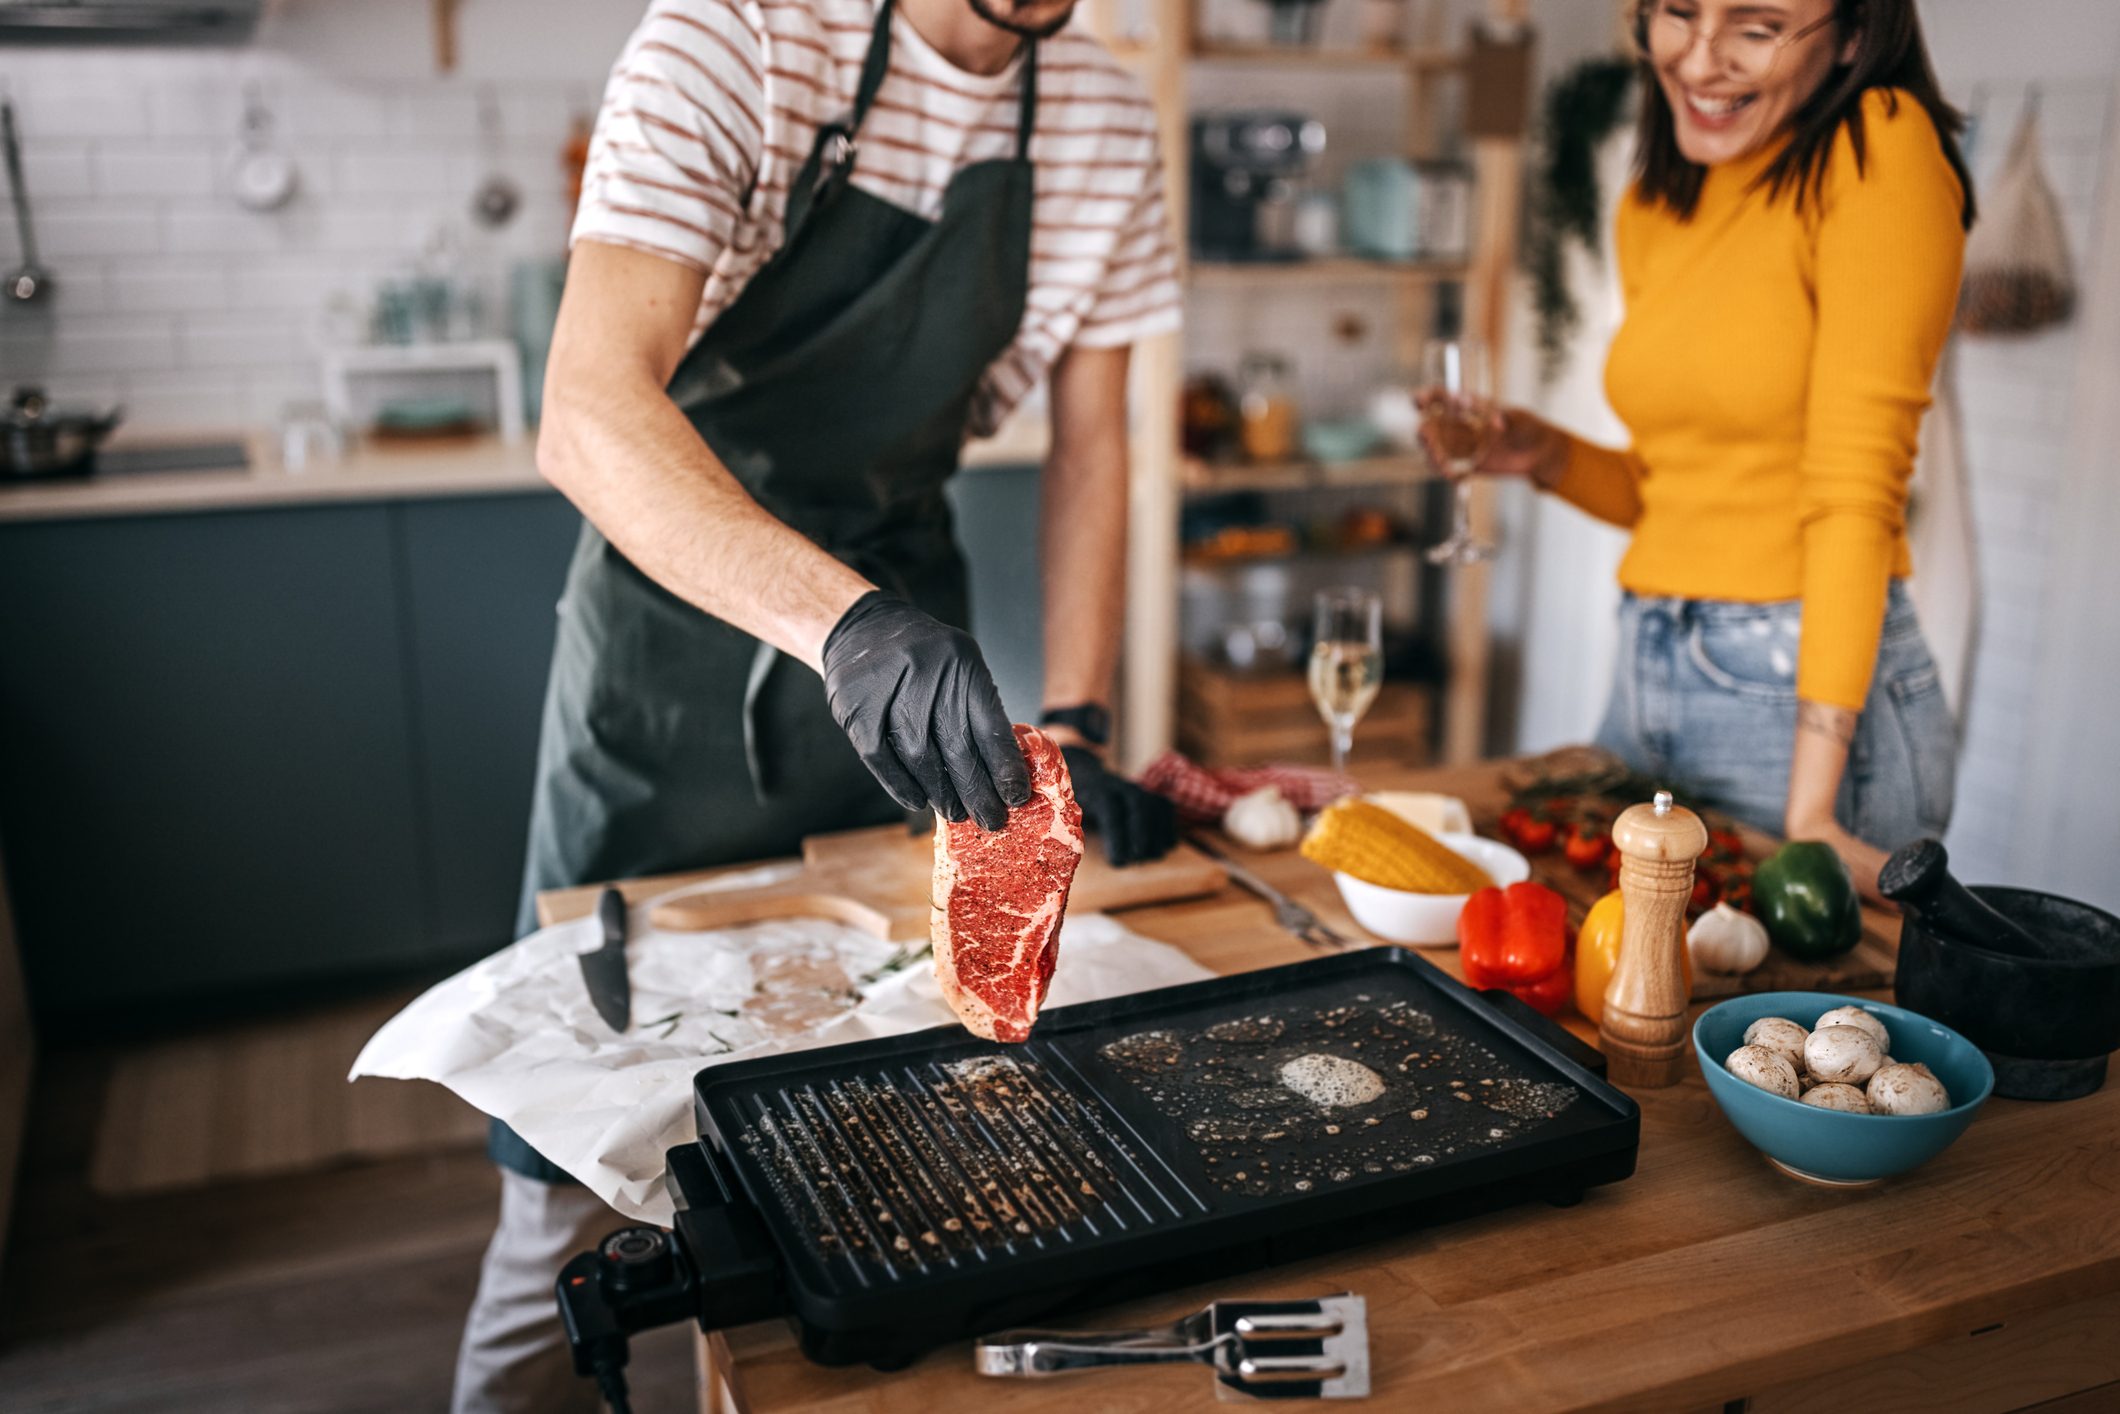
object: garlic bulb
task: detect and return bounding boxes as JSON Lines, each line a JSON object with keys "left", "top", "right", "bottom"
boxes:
{"left": 1223, "top": 785, "right": 1301, "bottom": 850}
{"left": 1689, "top": 903, "right": 1770, "bottom": 975}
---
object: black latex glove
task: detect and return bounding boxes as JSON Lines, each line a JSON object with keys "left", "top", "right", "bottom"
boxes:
{"left": 1061, "top": 744, "right": 1179, "bottom": 868}
{"left": 821, "top": 591, "right": 1031, "bottom": 832}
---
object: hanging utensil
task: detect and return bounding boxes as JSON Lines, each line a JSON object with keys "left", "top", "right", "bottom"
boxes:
{"left": 228, "top": 83, "right": 298, "bottom": 213}
{"left": 3, "top": 99, "right": 51, "bottom": 304}
{"left": 470, "top": 86, "right": 521, "bottom": 229}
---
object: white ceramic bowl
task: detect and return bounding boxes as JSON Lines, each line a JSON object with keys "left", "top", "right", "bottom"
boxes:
{"left": 1333, "top": 833, "right": 1530, "bottom": 947}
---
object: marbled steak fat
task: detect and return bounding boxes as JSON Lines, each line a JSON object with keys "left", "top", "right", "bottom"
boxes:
{"left": 930, "top": 724, "right": 1083, "bottom": 1042}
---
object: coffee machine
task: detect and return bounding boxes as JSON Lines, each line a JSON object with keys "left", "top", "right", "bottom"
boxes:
{"left": 1190, "top": 111, "right": 1327, "bottom": 262}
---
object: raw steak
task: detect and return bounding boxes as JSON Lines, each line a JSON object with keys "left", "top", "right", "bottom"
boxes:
{"left": 930, "top": 724, "right": 1084, "bottom": 1042}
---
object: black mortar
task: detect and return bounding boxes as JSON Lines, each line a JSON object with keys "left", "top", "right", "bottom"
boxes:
{"left": 1895, "top": 886, "right": 2120, "bottom": 1101}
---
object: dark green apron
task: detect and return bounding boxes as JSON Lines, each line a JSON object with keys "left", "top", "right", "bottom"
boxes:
{"left": 497, "top": 0, "right": 1037, "bottom": 1181}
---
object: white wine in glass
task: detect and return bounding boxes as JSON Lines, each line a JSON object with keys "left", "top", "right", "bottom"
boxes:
{"left": 1309, "top": 588, "right": 1383, "bottom": 772}
{"left": 1419, "top": 337, "right": 1497, "bottom": 564}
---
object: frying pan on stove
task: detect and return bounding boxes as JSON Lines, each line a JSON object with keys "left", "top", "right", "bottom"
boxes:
{"left": 4, "top": 386, "right": 123, "bottom": 479}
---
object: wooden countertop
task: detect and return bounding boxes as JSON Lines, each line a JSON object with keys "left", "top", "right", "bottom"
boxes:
{"left": 545, "top": 759, "right": 2120, "bottom": 1413}
{"left": 0, "top": 409, "right": 1050, "bottom": 525}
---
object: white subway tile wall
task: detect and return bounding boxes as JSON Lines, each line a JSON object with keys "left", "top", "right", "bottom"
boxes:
{"left": 1941, "top": 71, "right": 2114, "bottom": 889}
{"left": 0, "top": 44, "right": 596, "bottom": 431}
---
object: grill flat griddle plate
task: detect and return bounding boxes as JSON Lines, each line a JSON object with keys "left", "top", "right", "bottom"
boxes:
{"left": 683, "top": 947, "right": 1638, "bottom": 1367}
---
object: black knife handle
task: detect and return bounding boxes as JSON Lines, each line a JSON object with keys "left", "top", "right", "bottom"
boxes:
{"left": 598, "top": 886, "right": 628, "bottom": 945}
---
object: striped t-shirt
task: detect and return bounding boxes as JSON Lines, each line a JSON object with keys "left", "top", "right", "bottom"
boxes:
{"left": 571, "top": 0, "right": 1182, "bottom": 436}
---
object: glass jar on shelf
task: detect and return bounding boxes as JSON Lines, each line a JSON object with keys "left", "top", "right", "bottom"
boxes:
{"left": 1237, "top": 352, "right": 1299, "bottom": 463}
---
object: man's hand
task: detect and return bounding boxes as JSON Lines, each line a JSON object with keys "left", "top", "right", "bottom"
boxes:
{"left": 1060, "top": 745, "right": 1178, "bottom": 867}
{"left": 822, "top": 592, "right": 1030, "bottom": 831}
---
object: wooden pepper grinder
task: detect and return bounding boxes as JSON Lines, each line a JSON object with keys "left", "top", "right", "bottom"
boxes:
{"left": 1599, "top": 790, "right": 1708, "bottom": 1088}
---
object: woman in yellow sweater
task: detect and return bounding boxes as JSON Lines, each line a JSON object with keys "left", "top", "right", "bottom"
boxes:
{"left": 1456, "top": 0, "right": 1973, "bottom": 898}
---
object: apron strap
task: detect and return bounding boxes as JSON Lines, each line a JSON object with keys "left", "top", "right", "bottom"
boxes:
{"left": 849, "top": 0, "right": 897, "bottom": 138}
{"left": 741, "top": 637, "right": 780, "bottom": 805}
{"left": 788, "top": 0, "right": 898, "bottom": 229}
{"left": 1016, "top": 37, "right": 1038, "bottom": 161}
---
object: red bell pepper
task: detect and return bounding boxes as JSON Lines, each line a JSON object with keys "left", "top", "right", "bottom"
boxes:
{"left": 1457, "top": 882, "right": 1570, "bottom": 987}
{"left": 1509, "top": 946, "right": 1574, "bottom": 1016}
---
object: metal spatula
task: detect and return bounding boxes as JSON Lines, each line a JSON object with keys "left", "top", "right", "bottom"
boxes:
{"left": 975, "top": 1293, "right": 1369, "bottom": 1401}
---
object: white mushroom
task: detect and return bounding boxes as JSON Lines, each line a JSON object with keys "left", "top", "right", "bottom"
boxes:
{"left": 1815, "top": 1005, "right": 1891, "bottom": 1055}
{"left": 1801, "top": 1083, "right": 1872, "bottom": 1113}
{"left": 1742, "top": 1017, "right": 1810, "bottom": 1075}
{"left": 1725, "top": 1044, "right": 1801, "bottom": 1099}
{"left": 1868, "top": 1063, "right": 1951, "bottom": 1115}
{"left": 1804, "top": 1025, "right": 1885, "bottom": 1086}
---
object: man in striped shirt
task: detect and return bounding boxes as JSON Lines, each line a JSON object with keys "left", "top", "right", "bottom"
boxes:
{"left": 455, "top": 0, "right": 1181, "bottom": 1408}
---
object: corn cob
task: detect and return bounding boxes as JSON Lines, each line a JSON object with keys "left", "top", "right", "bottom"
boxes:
{"left": 1301, "top": 799, "right": 1493, "bottom": 894}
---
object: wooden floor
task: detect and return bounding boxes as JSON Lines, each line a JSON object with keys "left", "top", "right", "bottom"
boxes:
{"left": 0, "top": 1013, "right": 696, "bottom": 1413}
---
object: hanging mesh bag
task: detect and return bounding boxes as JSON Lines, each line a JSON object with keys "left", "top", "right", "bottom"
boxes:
{"left": 1957, "top": 102, "right": 2076, "bottom": 335}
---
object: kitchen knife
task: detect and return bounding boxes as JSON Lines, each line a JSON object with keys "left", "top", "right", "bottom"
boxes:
{"left": 579, "top": 886, "right": 631, "bottom": 1032}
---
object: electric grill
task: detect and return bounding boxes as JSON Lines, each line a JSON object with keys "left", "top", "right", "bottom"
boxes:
{"left": 559, "top": 947, "right": 1639, "bottom": 1393}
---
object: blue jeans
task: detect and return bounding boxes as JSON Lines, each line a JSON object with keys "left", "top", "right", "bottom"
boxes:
{"left": 1593, "top": 582, "right": 1957, "bottom": 849}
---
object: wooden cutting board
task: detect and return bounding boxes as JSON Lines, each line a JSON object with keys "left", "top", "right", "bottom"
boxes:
{"left": 535, "top": 824, "right": 1228, "bottom": 942}
{"left": 1471, "top": 810, "right": 1902, "bottom": 999}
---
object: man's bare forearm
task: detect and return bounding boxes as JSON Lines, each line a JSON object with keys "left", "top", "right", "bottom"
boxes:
{"left": 536, "top": 245, "right": 871, "bottom": 673}
{"left": 1038, "top": 347, "right": 1132, "bottom": 739}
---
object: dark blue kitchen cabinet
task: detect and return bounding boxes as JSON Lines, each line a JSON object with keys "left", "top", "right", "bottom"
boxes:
{"left": 398, "top": 496, "right": 584, "bottom": 952}
{"left": 0, "top": 492, "right": 581, "bottom": 1024}
{"left": 0, "top": 505, "right": 433, "bottom": 1020}
{"left": 0, "top": 466, "right": 1038, "bottom": 1026}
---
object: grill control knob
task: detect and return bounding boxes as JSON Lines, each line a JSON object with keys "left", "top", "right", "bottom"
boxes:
{"left": 599, "top": 1226, "right": 675, "bottom": 1293}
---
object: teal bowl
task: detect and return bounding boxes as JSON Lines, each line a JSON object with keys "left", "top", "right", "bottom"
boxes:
{"left": 1693, "top": 991, "right": 1994, "bottom": 1187}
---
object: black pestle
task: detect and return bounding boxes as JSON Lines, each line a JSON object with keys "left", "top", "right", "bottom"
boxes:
{"left": 1880, "top": 839, "right": 2048, "bottom": 958}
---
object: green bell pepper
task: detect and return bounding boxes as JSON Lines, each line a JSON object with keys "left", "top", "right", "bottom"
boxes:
{"left": 1753, "top": 840, "right": 1862, "bottom": 961}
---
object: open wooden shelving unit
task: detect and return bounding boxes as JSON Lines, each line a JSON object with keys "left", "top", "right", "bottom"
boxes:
{"left": 1181, "top": 450, "right": 1438, "bottom": 494}
{"left": 1086, "top": 0, "right": 1530, "bottom": 771}
{"left": 1188, "top": 257, "right": 1468, "bottom": 288}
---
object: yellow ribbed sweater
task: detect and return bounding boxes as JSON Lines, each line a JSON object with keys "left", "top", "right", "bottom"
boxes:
{"left": 1552, "top": 88, "right": 1967, "bottom": 710}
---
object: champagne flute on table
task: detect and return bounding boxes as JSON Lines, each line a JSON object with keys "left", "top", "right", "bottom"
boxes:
{"left": 1309, "top": 587, "right": 1383, "bottom": 774}
{"left": 1419, "top": 336, "right": 1498, "bottom": 565}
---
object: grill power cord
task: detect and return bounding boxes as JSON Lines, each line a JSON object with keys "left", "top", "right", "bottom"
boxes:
{"left": 559, "top": 1226, "right": 702, "bottom": 1412}
{"left": 592, "top": 1355, "right": 634, "bottom": 1414}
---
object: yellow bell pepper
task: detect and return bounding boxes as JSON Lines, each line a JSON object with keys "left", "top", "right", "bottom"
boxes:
{"left": 1574, "top": 890, "right": 1692, "bottom": 1026}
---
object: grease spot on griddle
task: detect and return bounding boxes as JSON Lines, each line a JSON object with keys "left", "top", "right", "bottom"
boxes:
{"left": 1278, "top": 1053, "right": 1386, "bottom": 1109}
{"left": 1097, "top": 995, "right": 1582, "bottom": 1198}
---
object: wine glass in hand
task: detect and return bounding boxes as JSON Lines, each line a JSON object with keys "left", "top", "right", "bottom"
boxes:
{"left": 1417, "top": 338, "right": 1498, "bottom": 565}
{"left": 1309, "top": 588, "right": 1383, "bottom": 774}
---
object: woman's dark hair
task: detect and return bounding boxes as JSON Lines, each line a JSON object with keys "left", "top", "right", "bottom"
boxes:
{"left": 1632, "top": 0, "right": 1977, "bottom": 229}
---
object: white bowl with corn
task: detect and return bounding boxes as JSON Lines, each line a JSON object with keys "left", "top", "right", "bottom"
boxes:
{"left": 1302, "top": 797, "right": 1530, "bottom": 947}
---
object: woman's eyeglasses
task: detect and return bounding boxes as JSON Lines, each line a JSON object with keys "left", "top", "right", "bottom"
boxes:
{"left": 1633, "top": 2, "right": 1836, "bottom": 82}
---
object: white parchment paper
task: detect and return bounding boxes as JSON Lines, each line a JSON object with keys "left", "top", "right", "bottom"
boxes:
{"left": 350, "top": 868, "right": 1212, "bottom": 1223}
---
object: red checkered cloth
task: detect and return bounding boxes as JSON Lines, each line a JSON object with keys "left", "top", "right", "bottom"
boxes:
{"left": 1137, "top": 751, "right": 1359, "bottom": 824}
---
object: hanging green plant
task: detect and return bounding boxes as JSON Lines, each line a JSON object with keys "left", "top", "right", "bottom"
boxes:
{"left": 1524, "top": 57, "right": 1638, "bottom": 383}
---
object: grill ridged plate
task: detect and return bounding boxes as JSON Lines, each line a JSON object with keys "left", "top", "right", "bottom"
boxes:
{"left": 685, "top": 947, "right": 1639, "bottom": 1366}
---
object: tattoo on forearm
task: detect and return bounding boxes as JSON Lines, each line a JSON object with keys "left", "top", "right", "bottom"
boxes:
{"left": 1798, "top": 702, "right": 1858, "bottom": 748}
